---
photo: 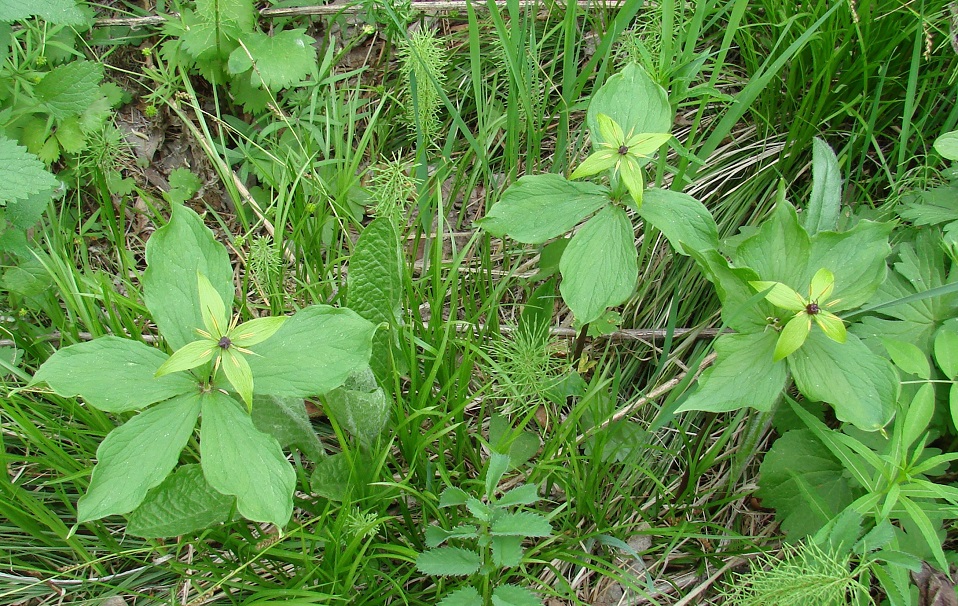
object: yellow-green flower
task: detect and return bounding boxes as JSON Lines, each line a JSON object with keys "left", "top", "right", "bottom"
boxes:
{"left": 569, "top": 113, "right": 671, "bottom": 208}
{"left": 750, "top": 267, "right": 847, "bottom": 361}
{"left": 155, "top": 273, "right": 286, "bottom": 408}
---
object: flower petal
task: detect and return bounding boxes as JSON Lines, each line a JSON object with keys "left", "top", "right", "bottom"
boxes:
{"left": 619, "top": 155, "right": 645, "bottom": 208}
{"left": 230, "top": 316, "right": 287, "bottom": 347}
{"left": 221, "top": 349, "right": 254, "bottom": 410}
{"left": 774, "top": 313, "right": 811, "bottom": 361}
{"left": 750, "top": 281, "right": 807, "bottom": 311}
{"left": 197, "top": 272, "right": 229, "bottom": 337}
{"left": 626, "top": 132, "right": 672, "bottom": 157}
{"left": 155, "top": 340, "right": 216, "bottom": 377}
{"left": 814, "top": 311, "right": 847, "bottom": 344}
{"left": 569, "top": 149, "right": 619, "bottom": 180}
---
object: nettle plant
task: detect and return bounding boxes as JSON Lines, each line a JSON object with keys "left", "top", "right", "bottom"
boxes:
{"left": 480, "top": 63, "right": 717, "bottom": 328}
{"left": 31, "top": 205, "right": 378, "bottom": 532}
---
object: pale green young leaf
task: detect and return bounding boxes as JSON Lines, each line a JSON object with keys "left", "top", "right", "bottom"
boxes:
{"left": 437, "top": 586, "right": 483, "bottom": 606}
{"left": 143, "top": 205, "right": 233, "bottom": 351}
{"left": 154, "top": 339, "right": 215, "bottom": 377}
{"left": 618, "top": 154, "right": 645, "bottom": 208}
{"left": 492, "top": 584, "right": 542, "bottom": 606}
{"left": 126, "top": 464, "right": 234, "bottom": 538}
{"left": 676, "top": 331, "right": 785, "bottom": 414}
{"left": 197, "top": 272, "right": 228, "bottom": 337}
{"left": 220, "top": 349, "right": 253, "bottom": 409}
{"left": 490, "top": 511, "right": 552, "bottom": 537}
{"left": 625, "top": 132, "right": 672, "bottom": 157}
{"left": 246, "top": 306, "right": 377, "bottom": 397}
{"left": 774, "top": 313, "right": 811, "bottom": 361}
{"left": 902, "top": 384, "right": 936, "bottom": 451}
{"left": 78, "top": 393, "right": 201, "bottom": 522}
{"left": 809, "top": 267, "right": 835, "bottom": 302}
{"left": 804, "top": 138, "right": 842, "bottom": 235}
{"left": 559, "top": 205, "right": 637, "bottom": 326}
{"left": 425, "top": 524, "right": 479, "bottom": 548}
{"left": 595, "top": 113, "right": 624, "bottom": 146}
{"left": 933, "top": 324, "right": 958, "bottom": 378}
{"left": 951, "top": 384, "right": 958, "bottom": 436}
{"left": 200, "top": 391, "right": 295, "bottom": 527}
{"left": 813, "top": 311, "right": 846, "bottom": 344}
{"left": 751, "top": 281, "right": 806, "bottom": 311}
{"left": 638, "top": 189, "right": 719, "bottom": 256}
{"left": 32, "top": 336, "right": 196, "bottom": 413}
{"left": 229, "top": 29, "right": 316, "bottom": 90}
{"left": 465, "top": 497, "right": 494, "bottom": 522}
{"left": 416, "top": 547, "right": 482, "bottom": 576}
{"left": 479, "top": 174, "right": 609, "bottom": 244}
{"left": 0, "top": 135, "right": 59, "bottom": 205}
{"left": 496, "top": 484, "right": 540, "bottom": 508}
{"left": 35, "top": 61, "right": 103, "bottom": 119}
{"left": 881, "top": 338, "right": 930, "bottom": 379}
{"left": 230, "top": 316, "right": 286, "bottom": 347}
{"left": 568, "top": 149, "right": 618, "bottom": 180}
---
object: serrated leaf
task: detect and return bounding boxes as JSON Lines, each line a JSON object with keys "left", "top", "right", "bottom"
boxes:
{"left": 439, "top": 486, "right": 470, "bottom": 508}
{"left": 35, "top": 61, "right": 103, "bottom": 120}
{"left": 491, "top": 584, "right": 542, "bottom": 606}
{"left": 32, "top": 336, "right": 196, "bottom": 412}
{"left": 559, "top": 205, "right": 637, "bottom": 326}
{"left": 416, "top": 547, "right": 481, "bottom": 576}
{"left": 425, "top": 524, "right": 479, "bottom": 548}
{"left": 804, "top": 138, "right": 841, "bottom": 235}
{"left": 881, "top": 338, "right": 930, "bottom": 379}
{"left": 246, "top": 305, "right": 377, "bottom": 397}
{"left": 490, "top": 511, "right": 552, "bottom": 537}
{"left": 480, "top": 174, "right": 609, "bottom": 244}
{"left": 251, "top": 395, "right": 324, "bottom": 462}
{"left": 2, "top": 255, "right": 51, "bottom": 296}
{"left": 180, "top": 0, "right": 255, "bottom": 63}
{"left": 639, "top": 189, "right": 719, "bottom": 255}
{"left": 126, "top": 464, "right": 234, "bottom": 538}
{"left": 55, "top": 117, "right": 86, "bottom": 154}
{"left": 757, "top": 429, "right": 861, "bottom": 538}
{"left": 143, "top": 205, "right": 234, "bottom": 351}
{"left": 167, "top": 168, "right": 202, "bottom": 204}
{"left": 78, "top": 393, "right": 201, "bottom": 522}
{"left": 0, "top": 135, "right": 59, "bottom": 205}
{"left": 491, "top": 535, "right": 524, "bottom": 568}
{"left": 466, "top": 497, "right": 494, "bottom": 522}
{"left": 437, "top": 586, "right": 483, "bottom": 606}
{"left": 0, "top": 0, "right": 87, "bottom": 25}
{"left": 677, "top": 331, "right": 786, "bottom": 414}
{"left": 229, "top": 29, "right": 316, "bottom": 89}
{"left": 200, "top": 391, "right": 295, "bottom": 527}
{"left": 496, "top": 484, "right": 540, "bottom": 508}
{"left": 5, "top": 188, "right": 54, "bottom": 229}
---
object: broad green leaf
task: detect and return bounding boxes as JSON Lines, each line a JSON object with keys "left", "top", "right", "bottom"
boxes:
{"left": 425, "top": 524, "right": 479, "bottom": 548}
{"left": 197, "top": 273, "right": 228, "bottom": 336}
{"left": 934, "top": 130, "right": 958, "bottom": 161}
{"left": 951, "top": 384, "right": 958, "bottom": 434}
{"left": 78, "top": 393, "right": 201, "bottom": 522}
{"left": 143, "top": 205, "right": 233, "bottom": 351}
{"left": 229, "top": 29, "right": 316, "bottom": 89}
{"left": 251, "top": 395, "right": 325, "bottom": 462}
{"left": 687, "top": 248, "right": 768, "bottom": 331}
{"left": 347, "top": 217, "right": 405, "bottom": 383}
{"left": 181, "top": 0, "right": 255, "bottom": 63}
{"left": 200, "top": 391, "right": 295, "bottom": 527}
{"left": 902, "top": 384, "right": 935, "bottom": 452}
{"left": 323, "top": 367, "right": 390, "bottom": 446}
{"left": 480, "top": 175, "right": 609, "bottom": 244}
{"left": 230, "top": 316, "right": 287, "bottom": 347}
{"left": 812, "top": 311, "right": 846, "bottom": 344}
{"left": 32, "top": 337, "right": 196, "bottom": 413}
{"left": 0, "top": 0, "right": 87, "bottom": 24}
{"left": 559, "top": 205, "right": 637, "bottom": 325}
{"left": 247, "top": 305, "right": 377, "bottom": 397}
{"left": 154, "top": 339, "right": 216, "bottom": 377}
{"left": 751, "top": 281, "right": 806, "bottom": 311}
{"left": 492, "top": 584, "right": 542, "bottom": 606}
{"left": 416, "top": 547, "right": 482, "bottom": 576}
{"left": 34, "top": 61, "right": 103, "bottom": 119}
{"left": 5, "top": 188, "right": 54, "bottom": 229}
{"left": 677, "top": 331, "right": 786, "bottom": 414}
{"left": 220, "top": 348, "right": 254, "bottom": 408}
{"left": 309, "top": 452, "right": 350, "bottom": 501}
{"left": 898, "top": 497, "right": 948, "bottom": 571}
{"left": 775, "top": 313, "right": 811, "bottom": 361}
{"left": 933, "top": 323, "right": 958, "bottom": 378}
{"left": 789, "top": 331, "right": 898, "bottom": 431}
{"left": 806, "top": 219, "right": 893, "bottom": 311}
{"left": 804, "top": 138, "right": 841, "bottom": 235}
{"left": 737, "top": 201, "right": 809, "bottom": 286}
{"left": 0, "top": 135, "right": 59, "bottom": 205}
{"left": 638, "top": 189, "right": 719, "bottom": 255}
{"left": 497, "top": 484, "right": 540, "bottom": 508}
{"left": 437, "top": 586, "right": 483, "bottom": 606}
{"left": 490, "top": 511, "right": 552, "bottom": 537}
{"left": 126, "top": 464, "right": 234, "bottom": 538}
{"left": 587, "top": 63, "right": 671, "bottom": 150}
{"left": 568, "top": 149, "right": 618, "bottom": 180}
{"left": 881, "top": 338, "right": 930, "bottom": 379}
{"left": 2, "top": 255, "right": 51, "bottom": 296}
{"left": 756, "top": 429, "right": 861, "bottom": 538}
{"left": 491, "top": 536, "right": 524, "bottom": 568}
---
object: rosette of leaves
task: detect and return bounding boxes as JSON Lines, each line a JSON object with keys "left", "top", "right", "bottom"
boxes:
{"left": 31, "top": 205, "right": 378, "bottom": 531}
{"left": 480, "top": 63, "right": 718, "bottom": 326}
{"left": 679, "top": 140, "right": 898, "bottom": 431}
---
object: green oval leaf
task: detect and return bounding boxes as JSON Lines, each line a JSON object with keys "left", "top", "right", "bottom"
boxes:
{"left": 587, "top": 64, "right": 671, "bottom": 149}
{"left": 639, "top": 189, "right": 719, "bottom": 256}
{"left": 127, "top": 464, "right": 234, "bottom": 538}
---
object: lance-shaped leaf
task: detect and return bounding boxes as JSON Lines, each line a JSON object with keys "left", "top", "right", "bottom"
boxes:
{"left": 776, "top": 313, "right": 812, "bottom": 361}
{"left": 751, "top": 281, "right": 807, "bottom": 311}
{"left": 155, "top": 339, "right": 216, "bottom": 377}
{"left": 619, "top": 154, "right": 645, "bottom": 207}
{"left": 78, "top": 393, "right": 201, "bottom": 522}
{"left": 197, "top": 272, "right": 229, "bottom": 337}
{"left": 32, "top": 337, "right": 196, "bottom": 413}
{"left": 200, "top": 391, "right": 295, "bottom": 527}
{"left": 221, "top": 348, "right": 254, "bottom": 408}
{"left": 230, "top": 316, "right": 286, "bottom": 347}
{"left": 568, "top": 149, "right": 618, "bottom": 180}
{"left": 813, "top": 311, "right": 846, "bottom": 344}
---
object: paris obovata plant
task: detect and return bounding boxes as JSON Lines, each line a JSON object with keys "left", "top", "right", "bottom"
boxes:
{"left": 31, "top": 205, "right": 379, "bottom": 533}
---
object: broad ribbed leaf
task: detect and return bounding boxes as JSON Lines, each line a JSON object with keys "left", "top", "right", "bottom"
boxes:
{"left": 323, "top": 368, "right": 389, "bottom": 446}
{"left": 0, "top": 0, "right": 87, "bottom": 24}
{"left": 481, "top": 174, "right": 609, "bottom": 244}
{"left": 490, "top": 511, "right": 552, "bottom": 537}
{"left": 737, "top": 202, "right": 810, "bottom": 286}
{"left": 251, "top": 395, "right": 325, "bottom": 462}
{"left": 559, "top": 205, "right": 637, "bottom": 326}
{"left": 934, "top": 324, "right": 958, "bottom": 378}
{"left": 587, "top": 64, "right": 671, "bottom": 150}
{"left": 804, "top": 138, "right": 841, "bottom": 235}
{"left": 143, "top": 205, "right": 233, "bottom": 351}
{"left": 127, "top": 464, "right": 233, "bottom": 538}
{"left": 229, "top": 29, "right": 316, "bottom": 89}
{"left": 806, "top": 219, "right": 893, "bottom": 312}
{"left": 34, "top": 61, "right": 103, "bottom": 119}
{"left": 247, "top": 305, "right": 377, "bottom": 397}
{"left": 32, "top": 337, "right": 195, "bottom": 412}
{"left": 78, "top": 393, "right": 201, "bottom": 522}
{"left": 0, "top": 135, "right": 58, "bottom": 205}
{"left": 200, "top": 391, "right": 295, "bottom": 527}
{"left": 491, "top": 536, "right": 523, "bottom": 568}
{"left": 416, "top": 547, "right": 481, "bottom": 576}
{"left": 882, "top": 338, "right": 931, "bottom": 379}
{"left": 492, "top": 585, "right": 542, "bottom": 606}
{"left": 639, "top": 189, "right": 719, "bottom": 255}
